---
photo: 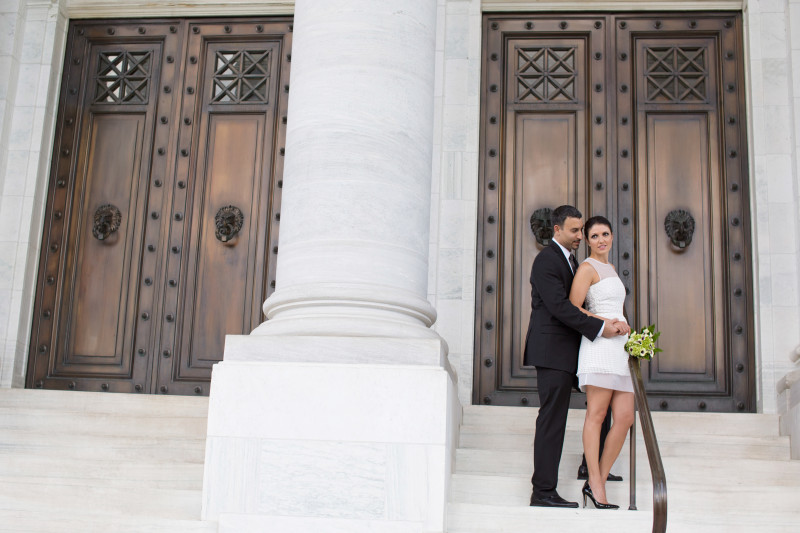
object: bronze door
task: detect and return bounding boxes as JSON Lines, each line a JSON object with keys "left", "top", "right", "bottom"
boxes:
{"left": 26, "top": 18, "right": 291, "bottom": 395}
{"left": 475, "top": 13, "right": 754, "bottom": 412}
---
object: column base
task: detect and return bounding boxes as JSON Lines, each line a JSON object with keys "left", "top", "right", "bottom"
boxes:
{"left": 202, "top": 336, "right": 460, "bottom": 533}
{"left": 256, "top": 284, "right": 441, "bottom": 341}
{"left": 778, "top": 370, "right": 800, "bottom": 459}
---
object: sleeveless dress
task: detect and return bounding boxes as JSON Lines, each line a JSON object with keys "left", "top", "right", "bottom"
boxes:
{"left": 576, "top": 257, "right": 634, "bottom": 393}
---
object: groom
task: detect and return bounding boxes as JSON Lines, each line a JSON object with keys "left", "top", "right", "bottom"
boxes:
{"left": 524, "top": 205, "right": 627, "bottom": 508}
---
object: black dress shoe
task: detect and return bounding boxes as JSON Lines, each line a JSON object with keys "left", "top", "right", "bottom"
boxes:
{"left": 577, "top": 464, "right": 623, "bottom": 482}
{"left": 530, "top": 493, "right": 579, "bottom": 508}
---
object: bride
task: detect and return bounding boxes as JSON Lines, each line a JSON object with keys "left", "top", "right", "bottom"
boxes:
{"left": 569, "top": 216, "right": 635, "bottom": 510}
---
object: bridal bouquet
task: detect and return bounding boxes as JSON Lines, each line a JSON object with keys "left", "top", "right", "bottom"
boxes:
{"left": 625, "top": 325, "right": 662, "bottom": 360}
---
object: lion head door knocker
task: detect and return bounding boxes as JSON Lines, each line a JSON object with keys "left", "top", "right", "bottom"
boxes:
{"left": 530, "top": 207, "right": 554, "bottom": 247}
{"left": 92, "top": 204, "right": 122, "bottom": 241}
{"left": 214, "top": 205, "right": 244, "bottom": 243}
{"left": 664, "top": 209, "right": 696, "bottom": 250}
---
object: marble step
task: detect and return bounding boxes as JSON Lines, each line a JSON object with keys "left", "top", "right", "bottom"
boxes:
{"left": 462, "top": 405, "right": 781, "bottom": 438}
{"left": 0, "top": 437, "right": 205, "bottom": 464}
{"left": 0, "top": 427, "right": 206, "bottom": 452}
{"left": 0, "top": 479, "right": 202, "bottom": 520}
{"left": 450, "top": 407, "right": 796, "bottom": 531}
{"left": 0, "top": 509, "right": 216, "bottom": 533}
{"left": 0, "top": 390, "right": 212, "bottom": 531}
{"left": 0, "top": 453, "right": 203, "bottom": 490}
{"left": 447, "top": 502, "right": 800, "bottom": 533}
{"left": 0, "top": 389, "right": 208, "bottom": 418}
{"left": 457, "top": 427, "right": 791, "bottom": 460}
{"left": 0, "top": 472, "right": 201, "bottom": 491}
{"left": 450, "top": 472, "right": 800, "bottom": 512}
{"left": 219, "top": 515, "right": 423, "bottom": 533}
{"left": 452, "top": 472, "right": 641, "bottom": 508}
{"left": 454, "top": 448, "right": 800, "bottom": 484}
{"left": 0, "top": 409, "right": 208, "bottom": 438}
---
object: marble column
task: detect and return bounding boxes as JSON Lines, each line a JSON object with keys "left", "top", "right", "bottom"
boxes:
{"left": 251, "top": 0, "right": 439, "bottom": 342}
{"left": 202, "top": 1, "right": 459, "bottom": 531}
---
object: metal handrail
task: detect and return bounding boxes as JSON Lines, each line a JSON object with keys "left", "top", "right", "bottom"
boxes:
{"left": 628, "top": 415, "right": 637, "bottom": 510}
{"left": 629, "top": 357, "right": 668, "bottom": 533}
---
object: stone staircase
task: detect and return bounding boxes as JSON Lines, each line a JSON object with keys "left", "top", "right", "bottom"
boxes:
{"left": 2, "top": 389, "right": 798, "bottom": 532}
{"left": 448, "top": 405, "right": 800, "bottom": 532}
{"left": 0, "top": 389, "right": 214, "bottom": 532}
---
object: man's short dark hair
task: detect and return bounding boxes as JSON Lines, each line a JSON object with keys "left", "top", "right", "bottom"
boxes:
{"left": 552, "top": 205, "right": 583, "bottom": 228}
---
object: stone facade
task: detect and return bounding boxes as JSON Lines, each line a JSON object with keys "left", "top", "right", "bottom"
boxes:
{"left": 0, "top": 0, "right": 66, "bottom": 389}
{"left": 0, "top": 0, "right": 798, "bottom": 422}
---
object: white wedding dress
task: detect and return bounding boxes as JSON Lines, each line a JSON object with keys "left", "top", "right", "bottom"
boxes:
{"left": 577, "top": 257, "right": 634, "bottom": 393}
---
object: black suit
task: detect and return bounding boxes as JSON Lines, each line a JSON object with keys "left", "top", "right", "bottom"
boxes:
{"left": 524, "top": 242, "right": 603, "bottom": 499}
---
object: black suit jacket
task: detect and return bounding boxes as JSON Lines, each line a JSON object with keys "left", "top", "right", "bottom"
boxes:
{"left": 523, "top": 242, "right": 604, "bottom": 373}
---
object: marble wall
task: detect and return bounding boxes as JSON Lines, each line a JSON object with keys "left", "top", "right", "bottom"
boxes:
{"left": 428, "top": 0, "right": 482, "bottom": 406}
{"left": 0, "top": 0, "right": 65, "bottom": 387}
{"left": 744, "top": 0, "right": 800, "bottom": 413}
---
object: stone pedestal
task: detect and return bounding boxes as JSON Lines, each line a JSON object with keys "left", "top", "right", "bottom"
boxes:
{"left": 778, "top": 370, "right": 800, "bottom": 459}
{"left": 201, "top": 0, "right": 458, "bottom": 531}
{"left": 202, "top": 337, "right": 459, "bottom": 532}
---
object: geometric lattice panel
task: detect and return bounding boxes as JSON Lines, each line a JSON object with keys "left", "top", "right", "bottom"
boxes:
{"left": 645, "top": 46, "right": 708, "bottom": 103}
{"left": 212, "top": 50, "right": 271, "bottom": 104}
{"left": 516, "top": 46, "right": 577, "bottom": 103}
{"left": 94, "top": 51, "right": 152, "bottom": 104}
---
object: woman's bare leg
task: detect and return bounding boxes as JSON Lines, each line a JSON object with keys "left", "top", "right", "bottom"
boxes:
{"left": 583, "top": 385, "right": 613, "bottom": 504}
{"left": 599, "top": 391, "right": 635, "bottom": 484}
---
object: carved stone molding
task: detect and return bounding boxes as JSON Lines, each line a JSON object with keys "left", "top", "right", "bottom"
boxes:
{"left": 64, "top": 0, "right": 295, "bottom": 17}
{"left": 481, "top": 0, "right": 743, "bottom": 11}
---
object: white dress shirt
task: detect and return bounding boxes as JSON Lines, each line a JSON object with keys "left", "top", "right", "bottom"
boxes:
{"left": 554, "top": 239, "right": 576, "bottom": 273}
{"left": 554, "top": 239, "right": 604, "bottom": 339}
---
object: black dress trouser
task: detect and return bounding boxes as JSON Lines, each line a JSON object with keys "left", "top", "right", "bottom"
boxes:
{"left": 532, "top": 366, "right": 574, "bottom": 498}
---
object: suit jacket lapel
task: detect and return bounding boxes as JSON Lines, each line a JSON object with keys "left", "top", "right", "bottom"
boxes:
{"left": 549, "top": 241, "right": 573, "bottom": 278}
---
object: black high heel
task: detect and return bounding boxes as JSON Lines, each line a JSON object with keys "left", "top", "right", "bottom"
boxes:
{"left": 582, "top": 481, "right": 619, "bottom": 509}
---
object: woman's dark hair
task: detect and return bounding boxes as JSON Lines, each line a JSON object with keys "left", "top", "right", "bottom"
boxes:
{"left": 552, "top": 205, "right": 583, "bottom": 228}
{"left": 584, "top": 215, "right": 613, "bottom": 237}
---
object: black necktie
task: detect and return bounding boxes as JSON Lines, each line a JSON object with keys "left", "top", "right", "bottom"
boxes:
{"left": 569, "top": 254, "right": 578, "bottom": 274}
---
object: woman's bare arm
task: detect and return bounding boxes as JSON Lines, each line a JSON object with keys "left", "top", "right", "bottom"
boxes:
{"left": 569, "top": 263, "right": 605, "bottom": 319}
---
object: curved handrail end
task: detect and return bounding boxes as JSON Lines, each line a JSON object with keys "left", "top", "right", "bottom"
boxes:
{"left": 629, "top": 357, "right": 668, "bottom": 533}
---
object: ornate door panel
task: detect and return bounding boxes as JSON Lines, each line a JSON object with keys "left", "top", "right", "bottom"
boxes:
{"left": 163, "top": 27, "right": 287, "bottom": 395}
{"left": 56, "top": 114, "right": 147, "bottom": 377}
{"left": 475, "top": 14, "right": 754, "bottom": 412}
{"left": 27, "top": 24, "right": 178, "bottom": 393}
{"left": 617, "top": 21, "right": 753, "bottom": 412}
{"left": 478, "top": 19, "right": 607, "bottom": 402}
{"left": 27, "top": 19, "right": 291, "bottom": 395}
